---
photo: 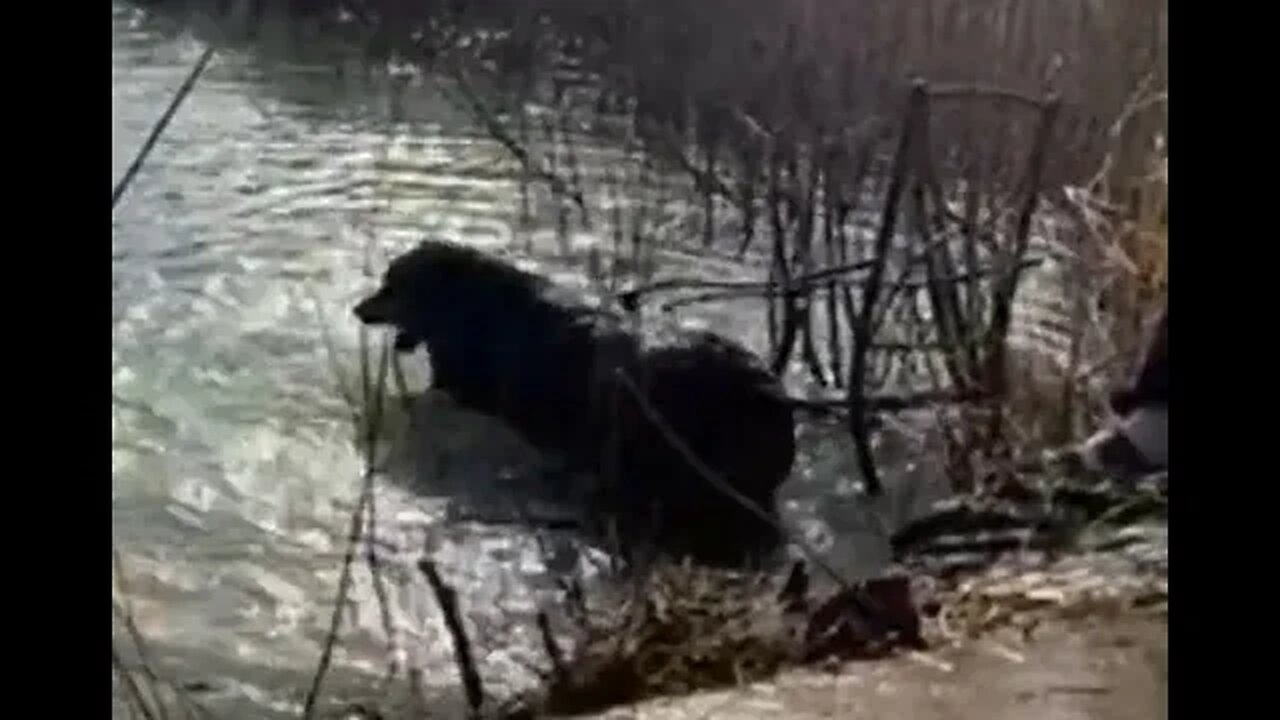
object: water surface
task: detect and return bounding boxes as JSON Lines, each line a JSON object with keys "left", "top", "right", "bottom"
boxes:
{"left": 111, "top": 5, "right": 1067, "bottom": 716}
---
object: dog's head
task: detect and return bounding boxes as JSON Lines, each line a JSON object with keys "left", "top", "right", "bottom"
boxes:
{"left": 354, "top": 239, "right": 548, "bottom": 352}
{"left": 354, "top": 240, "right": 475, "bottom": 352}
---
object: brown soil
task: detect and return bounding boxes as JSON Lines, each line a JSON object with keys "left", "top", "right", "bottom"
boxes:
{"left": 585, "top": 612, "right": 1167, "bottom": 720}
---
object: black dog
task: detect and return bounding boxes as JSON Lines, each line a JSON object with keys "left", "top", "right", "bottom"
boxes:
{"left": 354, "top": 240, "right": 797, "bottom": 566}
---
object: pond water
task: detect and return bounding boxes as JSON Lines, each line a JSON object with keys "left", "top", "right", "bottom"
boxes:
{"left": 110, "top": 4, "right": 1060, "bottom": 717}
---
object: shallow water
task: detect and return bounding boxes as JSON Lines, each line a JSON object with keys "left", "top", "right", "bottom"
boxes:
{"left": 110, "top": 4, "right": 1082, "bottom": 717}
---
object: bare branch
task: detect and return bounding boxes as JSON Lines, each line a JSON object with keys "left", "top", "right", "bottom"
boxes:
{"left": 419, "top": 559, "right": 487, "bottom": 717}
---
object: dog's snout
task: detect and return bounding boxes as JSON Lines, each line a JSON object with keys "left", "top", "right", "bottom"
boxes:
{"left": 353, "top": 298, "right": 374, "bottom": 322}
{"left": 353, "top": 293, "right": 392, "bottom": 324}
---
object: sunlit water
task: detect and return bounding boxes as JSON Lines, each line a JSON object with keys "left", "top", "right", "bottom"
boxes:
{"left": 111, "top": 4, "right": 1083, "bottom": 718}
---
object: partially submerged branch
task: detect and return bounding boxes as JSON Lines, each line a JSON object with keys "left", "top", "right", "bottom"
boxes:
{"left": 420, "top": 559, "right": 487, "bottom": 717}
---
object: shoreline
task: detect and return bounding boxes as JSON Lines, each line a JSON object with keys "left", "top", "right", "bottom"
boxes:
{"left": 581, "top": 612, "right": 1166, "bottom": 720}
{"left": 569, "top": 525, "right": 1168, "bottom": 720}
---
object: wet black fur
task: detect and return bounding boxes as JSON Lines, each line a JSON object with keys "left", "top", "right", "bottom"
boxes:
{"left": 354, "top": 240, "right": 797, "bottom": 566}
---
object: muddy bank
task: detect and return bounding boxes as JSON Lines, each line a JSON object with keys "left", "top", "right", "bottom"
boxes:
{"left": 579, "top": 613, "right": 1166, "bottom": 720}
{"left": 569, "top": 521, "right": 1168, "bottom": 720}
{"left": 378, "top": 480, "right": 1168, "bottom": 720}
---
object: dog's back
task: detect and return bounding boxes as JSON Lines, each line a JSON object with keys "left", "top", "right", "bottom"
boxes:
{"left": 595, "top": 329, "right": 796, "bottom": 564}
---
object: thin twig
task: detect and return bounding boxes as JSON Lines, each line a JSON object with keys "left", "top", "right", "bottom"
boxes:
{"left": 364, "top": 484, "right": 402, "bottom": 690}
{"left": 112, "top": 548, "right": 177, "bottom": 720}
{"left": 441, "top": 62, "right": 590, "bottom": 217}
{"left": 309, "top": 287, "right": 361, "bottom": 418}
{"left": 304, "top": 326, "right": 399, "bottom": 717}
{"left": 787, "top": 388, "right": 986, "bottom": 415}
{"left": 927, "top": 83, "right": 1048, "bottom": 109}
{"left": 113, "top": 641, "right": 162, "bottom": 720}
{"left": 656, "top": 259, "right": 1040, "bottom": 313}
{"left": 112, "top": 46, "right": 216, "bottom": 209}
{"left": 358, "top": 338, "right": 402, "bottom": 689}
{"left": 301, "top": 466, "right": 374, "bottom": 720}
{"left": 418, "top": 559, "right": 486, "bottom": 717}
{"left": 612, "top": 369, "right": 847, "bottom": 588}
{"left": 536, "top": 611, "right": 569, "bottom": 683}
{"left": 847, "top": 80, "right": 929, "bottom": 497}
{"left": 622, "top": 232, "right": 959, "bottom": 306}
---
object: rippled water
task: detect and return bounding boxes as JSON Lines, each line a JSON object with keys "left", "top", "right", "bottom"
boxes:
{"left": 111, "top": 7, "right": 584, "bottom": 715}
{"left": 111, "top": 5, "right": 1083, "bottom": 718}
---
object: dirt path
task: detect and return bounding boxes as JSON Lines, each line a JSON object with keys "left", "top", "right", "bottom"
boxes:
{"left": 588, "top": 614, "right": 1166, "bottom": 720}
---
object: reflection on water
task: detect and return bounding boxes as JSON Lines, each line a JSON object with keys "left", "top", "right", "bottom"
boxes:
{"left": 111, "top": 4, "right": 955, "bottom": 717}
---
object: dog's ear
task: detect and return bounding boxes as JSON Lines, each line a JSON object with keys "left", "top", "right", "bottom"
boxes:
{"left": 383, "top": 256, "right": 414, "bottom": 289}
{"left": 385, "top": 243, "right": 456, "bottom": 298}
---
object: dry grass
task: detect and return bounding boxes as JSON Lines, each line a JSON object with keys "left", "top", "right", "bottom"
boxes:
{"left": 504, "top": 561, "right": 923, "bottom": 718}
{"left": 1002, "top": 82, "right": 1168, "bottom": 453}
{"left": 1081, "top": 88, "right": 1169, "bottom": 358}
{"left": 533, "top": 563, "right": 803, "bottom": 715}
{"left": 924, "top": 528, "right": 1167, "bottom": 645}
{"left": 307, "top": 0, "right": 1169, "bottom": 182}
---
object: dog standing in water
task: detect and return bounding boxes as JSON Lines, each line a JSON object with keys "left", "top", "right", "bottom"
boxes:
{"left": 1067, "top": 302, "right": 1169, "bottom": 478}
{"left": 353, "top": 239, "right": 798, "bottom": 566}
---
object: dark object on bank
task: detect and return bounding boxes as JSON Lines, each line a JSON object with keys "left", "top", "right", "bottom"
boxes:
{"left": 1065, "top": 300, "right": 1169, "bottom": 480}
{"left": 1109, "top": 302, "right": 1168, "bottom": 417}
